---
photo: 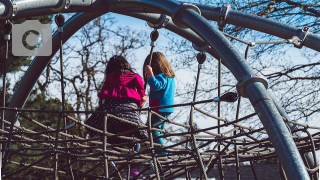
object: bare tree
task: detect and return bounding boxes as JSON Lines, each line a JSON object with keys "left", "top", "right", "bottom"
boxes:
{"left": 163, "top": 0, "right": 319, "bottom": 129}
{"left": 37, "top": 14, "right": 148, "bottom": 121}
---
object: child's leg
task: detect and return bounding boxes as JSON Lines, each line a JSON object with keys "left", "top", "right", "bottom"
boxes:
{"left": 151, "top": 112, "right": 171, "bottom": 153}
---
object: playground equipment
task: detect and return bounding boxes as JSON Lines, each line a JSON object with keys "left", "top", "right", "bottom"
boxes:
{"left": 0, "top": 0, "right": 319, "bottom": 179}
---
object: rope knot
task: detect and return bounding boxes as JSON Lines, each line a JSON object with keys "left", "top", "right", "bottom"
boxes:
{"left": 150, "top": 29, "right": 159, "bottom": 42}
{"left": 196, "top": 52, "right": 206, "bottom": 64}
{"left": 3, "top": 20, "right": 12, "bottom": 35}
{"left": 55, "top": 13, "right": 65, "bottom": 27}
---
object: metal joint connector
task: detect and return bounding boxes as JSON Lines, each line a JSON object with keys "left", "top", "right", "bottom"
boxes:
{"left": 150, "top": 41, "right": 155, "bottom": 47}
{"left": 218, "top": 4, "right": 231, "bottom": 29}
{"left": 51, "top": 0, "right": 67, "bottom": 11}
{"left": 147, "top": 14, "right": 170, "bottom": 29}
{"left": 172, "top": 3, "right": 201, "bottom": 28}
{"left": 236, "top": 75, "right": 268, "bottom": 98}
{"left": 65, "top": 0, "right": 71, "bottom": 9}
{"left": 192, "top": 43, "right": 210, "bottom": 52}
{"left": 291, "top": 26, "right": 311, "bottom": 49}
{"left": 198, "top": 64, "right": 203, "bottom": 69}
{"left": 11, "top": 0, "right": 17, "bottom": 16}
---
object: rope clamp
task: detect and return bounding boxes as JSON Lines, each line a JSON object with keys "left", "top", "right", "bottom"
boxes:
{"left": 4, "top": 34, "right": 10, "bottom": 40}
{"left": 110, "top": 161, "right": 116, "bottom": 168}
{"left": 249, "top": 42, "right": 256, "bottom": 47}
{"left": 290, "top": 26, "right": 311, "bottom": 49}
{"left": 147, "top": 14, "right": 170, "bottom": 29}
{"left": 236, "top": 75, "right": 268, "bottom": 98}
{"left": 150, "top": 162, "right": 155, "bottom": 170}
{"left": 150, "top": 41, "right": 155, "bottom": 47}
{"left": 218, "top": 4, "right": 231, "bottom": 30}
{"left": 58, "top": 27, "right": 63, "bottom": 33}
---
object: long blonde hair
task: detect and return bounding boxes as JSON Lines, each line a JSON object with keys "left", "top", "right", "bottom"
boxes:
{"left": 143, "top": 52, "right": 175, "bottom": 83}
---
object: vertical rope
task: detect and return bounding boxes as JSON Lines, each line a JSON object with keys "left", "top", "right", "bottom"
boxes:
{"left": 1, "top": 20, "right": 12, "bottom": 172}
{"left": 186, "top": 52, "right": 204, "bottom": 148}
{"left": 235, "top": 141, "right": 240, "bottom": 180}
{"left": 55, "top": 13, "right": 67, "bottom": 133}
{"left": 54, "top": 13, "right": 74, "bottom": 180}
{"left": 189, "top": 110, "right": 208, "bottom": 180}
{"left": 52, "top": 111, "right": 62, "bottom": 180}
{"left": 144, "top": 29, "right": 159, "bottom": 90}
{"left": 147, "top": 109, "right": 160, "bottom": 180}
{"left": 217, "top": 57, "right": 224, "bottom": 180}
{"left": 126, "top": 162, "right": 130, "bottom": 180}
{"left": 235, "top": 96, "right": 241, "bottom": 180}
{"left": 250, "top": 160, "right": 258, "bottom": 180}
{"left": 103, "top": 113, "right": 108, "bottom": 179}
{"left": 185, "top": 167, "right": 191, "bottom": 180}
{"left": 187, "top": 52, "right": 208, "bottom": 179}
{"left": 279, "top": 164, "right": 288, "bottom": 180}
{"left": 2, "top": 108, "right": 17, "bottom": 171}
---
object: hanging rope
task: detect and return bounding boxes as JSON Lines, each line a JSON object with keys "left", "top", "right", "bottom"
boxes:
{"left": 144, "top": 29, "right": 159, "bottom": 90}
{"left": 53, "top": 13, "right": 74, "bottom": 180}
{"left": 1, "top": 20, "right": 12, "bottom": 172}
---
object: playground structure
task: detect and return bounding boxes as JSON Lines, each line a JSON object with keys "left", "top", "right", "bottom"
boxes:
{"left": 0, "top": 0, "right": 319, "bottom": 179}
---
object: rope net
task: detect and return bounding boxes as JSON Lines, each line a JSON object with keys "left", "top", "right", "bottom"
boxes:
{"left": 1, "top": 88, "right": 319, "bottom": 179}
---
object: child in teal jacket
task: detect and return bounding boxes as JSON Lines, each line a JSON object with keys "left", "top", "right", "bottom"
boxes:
{"left": 143, "top": 52, "right": 175, "bottom": 154}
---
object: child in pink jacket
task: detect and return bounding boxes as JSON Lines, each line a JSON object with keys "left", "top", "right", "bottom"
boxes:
{"left": 85, "top": 55, "right": 147, "bottom": 177}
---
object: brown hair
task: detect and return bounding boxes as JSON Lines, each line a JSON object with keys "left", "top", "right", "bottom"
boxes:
{"left": 106, "top": 55, "right": 134, "bottom": 76}
{"left": 143, "top": 52, "right": 175, "bottom": 83}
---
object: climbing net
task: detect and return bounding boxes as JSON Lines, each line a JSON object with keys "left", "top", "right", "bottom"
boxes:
{"left": 0, "top": 93, "right": 319, "bottom": 179}
{"left": 0, "top": 1, "right": 320, "bottom": 180}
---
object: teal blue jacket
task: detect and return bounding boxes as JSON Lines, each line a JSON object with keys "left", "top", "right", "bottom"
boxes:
{"left": 148, "top": 73, "right": 175, "bottom": 113}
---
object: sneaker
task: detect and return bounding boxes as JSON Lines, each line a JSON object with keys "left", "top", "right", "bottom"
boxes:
{"left": 130, "top": 167, "right": 142, "bottom": 178}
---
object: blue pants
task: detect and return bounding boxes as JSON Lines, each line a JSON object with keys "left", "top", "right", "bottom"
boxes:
{"left": 151, "top": 112, "right": 171, "bottom": 154}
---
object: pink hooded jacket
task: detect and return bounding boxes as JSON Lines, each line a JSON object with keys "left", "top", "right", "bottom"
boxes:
{"left": 98, "top": 72, "right": 145, "bottom": 107}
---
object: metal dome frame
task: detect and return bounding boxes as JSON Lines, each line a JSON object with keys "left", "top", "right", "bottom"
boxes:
{"left": 1, "top": 0, "right": 319, "bottom": 179}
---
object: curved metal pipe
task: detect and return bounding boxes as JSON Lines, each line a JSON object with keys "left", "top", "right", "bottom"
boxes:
{"left": 0, "top": 0, "right": 12, "bottom": 20}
